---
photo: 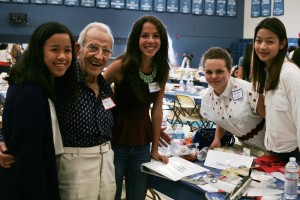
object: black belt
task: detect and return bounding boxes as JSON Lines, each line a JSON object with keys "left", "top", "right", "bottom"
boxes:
{"left": 237, "top": 119, "right": 265, "bottom": 141}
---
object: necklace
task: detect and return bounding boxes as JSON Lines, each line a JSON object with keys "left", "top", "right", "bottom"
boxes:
{"left": 139, "top": 65, "right": 157, "bottom": 84}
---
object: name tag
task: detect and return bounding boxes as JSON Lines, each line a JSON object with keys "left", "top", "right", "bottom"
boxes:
{"left": 102, "top": 97, "right": 116, "bottom": 110}
{"left": 232, "top": 88, "right": 243, "bottom": 101}
{"left": 149, "top": 82, "right": 160, "bottom": 93}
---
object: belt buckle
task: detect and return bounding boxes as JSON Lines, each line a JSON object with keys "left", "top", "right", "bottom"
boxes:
{"left": 100, "top": 142, "right": 110, "bottom": 153}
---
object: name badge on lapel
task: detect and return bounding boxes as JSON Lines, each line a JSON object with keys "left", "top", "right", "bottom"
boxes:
{"left": 102, "top": 97, "right": 116, "bottom": 110}
{"left": 232, "top": 88, "right": 243, "bottom": 101}
{"left": 149, "top": 82, "right": 160, "bottom": 93}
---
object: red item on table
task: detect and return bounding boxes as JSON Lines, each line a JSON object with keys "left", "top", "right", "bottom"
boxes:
{"left": 253, "top": 155, "right": 285, "bottom": 173}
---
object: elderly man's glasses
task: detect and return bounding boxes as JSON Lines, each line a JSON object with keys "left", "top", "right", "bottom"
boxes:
{"left": 83, "top": 43, "right": 113, "bottom": 57}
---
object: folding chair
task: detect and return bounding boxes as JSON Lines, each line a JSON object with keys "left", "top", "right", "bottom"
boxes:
{"left": 175, "top": 94, "right": 213, "bottom": 131}
{"left": 163, "top": 98, "right": 182, "bottom": 127}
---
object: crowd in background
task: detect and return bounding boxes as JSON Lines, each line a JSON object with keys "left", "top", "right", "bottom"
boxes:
{"left": 0, "top": 43, "right": 23, "bottom": 73}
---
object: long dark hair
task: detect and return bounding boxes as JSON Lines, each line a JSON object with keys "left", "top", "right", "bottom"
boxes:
{"left": 119, "top": 15, "right": 170, "bottom": 87}
{"left": 241, "top": 43, "right": 253, "bottom": 81}
{"left": 252, "top": 17, "right": 288, "bottom": 93}
{"left": 6, "top": 22, "right": 78, "bottom": 104}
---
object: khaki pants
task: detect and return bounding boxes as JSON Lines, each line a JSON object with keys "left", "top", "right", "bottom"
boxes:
{"left": 56, "top": 142, "right": 116, "bottom": 200}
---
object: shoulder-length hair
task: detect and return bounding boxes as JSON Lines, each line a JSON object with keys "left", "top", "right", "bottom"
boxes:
{"left": 252, "top": 17, "right": 288, "bottom": 93}
{"left": 120, "top": 15, "right": 170, "bottom": 87}
{"left": 6, "top": 22, "right": 78, "bottom": 104}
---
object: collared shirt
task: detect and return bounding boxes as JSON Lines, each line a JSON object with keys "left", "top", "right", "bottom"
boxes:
{"left": 56, "top": 64, "right": 114, "bottom": 147}
{"left": 264, "top": 58, "right": 300, "bottom": 153}
{"left": 201, "top": 76, "right": 265, "bottom": 150}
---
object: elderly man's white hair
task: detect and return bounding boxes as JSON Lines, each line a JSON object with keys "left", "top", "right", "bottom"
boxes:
{"left": 77, "top": 22, "right": 114, "bottom": 48}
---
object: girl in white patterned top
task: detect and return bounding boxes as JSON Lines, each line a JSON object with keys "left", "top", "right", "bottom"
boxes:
{"left": 200, "top": 47, "right": 266, "bottom": 151}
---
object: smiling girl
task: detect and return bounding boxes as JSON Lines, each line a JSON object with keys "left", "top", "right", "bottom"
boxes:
{"left": 0, "top": 22, "right": 78, "bottom": 199}
{"left": 252, "top": 17, "right": 300, "bottom": 163}
{"left": 103, "top": 15, "right": 170, "bottom": 200}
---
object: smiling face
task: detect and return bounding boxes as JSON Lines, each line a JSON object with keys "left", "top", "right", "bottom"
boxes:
{"left": 43, "top": 33, "right": 72, "bottom": 78}
{"left": 77, "top": 27, "right": 113, "bottom": 78}
{"left": 254, "top": 28, "right": 286, "bottom": 66}
{"left": 204, "top": 58, "right": 231, "bottom": 96}
{"left": 139, "top": 22, "right": 161, "bottom": 60}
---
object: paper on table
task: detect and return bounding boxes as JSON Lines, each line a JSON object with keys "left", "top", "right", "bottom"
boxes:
{"left": 141, "top": 156, "right": 209, "bottom": 181}
{"left": 204, "top": 150, "right": 254, "bottom": 170}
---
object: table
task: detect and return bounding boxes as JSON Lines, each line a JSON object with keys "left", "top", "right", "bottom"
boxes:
{"left": 148, "top": 160, "right": 293, "bottom": 200}
{"left": 148, "top": 160, "right": 215, "bottom": 200}
{"left": 148, "top": 174, "right": 207, "bottom": 199}
{"left": 169, "top": 79, "right": 208, "bottom": 88}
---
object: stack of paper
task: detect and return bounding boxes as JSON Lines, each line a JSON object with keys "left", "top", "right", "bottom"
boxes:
{"left": 141, "top": 156, "right": 209, "bottom": 181}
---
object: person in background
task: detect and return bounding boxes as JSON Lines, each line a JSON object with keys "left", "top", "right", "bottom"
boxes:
{"left": 180, "top": 52, "right": 193, "bottom": 68}
{"left": 252, "top": 17, "right": 300, "bottom": 163}
{"left": 200, "top": 47, "right": 266, "bottom": 153}
{"left": 0, "top": 43, "right": 13, "bottom": 73}
{"left": 288, "top": 38, "right": 300, "bottom": 59}
{"left": 10, "top": 43, "right": 22, "bottom": 64}
{"left": 236, "top": 55, "right": 244, "bottom": 79}
{"left": 167, "top": 34, "right": 178, "bottom": 69}
{"left": 291, "top": 48, "right": 300, "bottom": 68}
{"left": 103, "top": 15, "right": 170, "bottom": 200}
{"left": 231, "top": 66, "right": 239, "bottom": 78}
{"left": 287, "top": 45, "right": 296, "bottom": 57}
{"left": 238, "top": 44, "right": 253, "bottom": 81}
{"left": 0, "top": 21, "right": 78, "bottom": 199}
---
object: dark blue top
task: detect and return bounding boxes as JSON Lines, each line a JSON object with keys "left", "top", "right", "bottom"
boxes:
{"left": 56, "top": 64, "right": 114, "bottom": 147}
{"left": 0, "top": 83, "right": 60, "bottom": 200}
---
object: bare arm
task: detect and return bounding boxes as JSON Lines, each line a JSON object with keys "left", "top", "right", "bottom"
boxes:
{"left": 151, "top": 88, "right": 168, "bottom": 164}
{"left": 210, "top": 125, "right": 226, "bottom": 148}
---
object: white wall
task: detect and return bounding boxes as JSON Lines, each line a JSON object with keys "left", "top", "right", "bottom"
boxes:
{"left": 244, "top": 0, "right": 300, "bottom": 39}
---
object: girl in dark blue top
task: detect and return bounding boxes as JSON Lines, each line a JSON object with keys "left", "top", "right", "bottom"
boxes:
{"left": 0, "top": 22, "right": 78, "bottom": 200}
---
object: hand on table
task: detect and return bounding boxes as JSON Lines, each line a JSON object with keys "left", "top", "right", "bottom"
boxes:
{"left": 151, "top": 150, "right": 169, "bottom": 164}
{"left": 209, "top": 139, "right": 221, "bottom": 149}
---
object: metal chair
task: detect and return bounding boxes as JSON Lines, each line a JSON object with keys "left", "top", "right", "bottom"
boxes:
{"left": 175, "top": 94, "right": 212, "bottom": 131}
{"left": 147, "top": 188, "right": 162, "bottom": 200}
{"left": 163, "top": 98, "right": 182, "bottom": 128}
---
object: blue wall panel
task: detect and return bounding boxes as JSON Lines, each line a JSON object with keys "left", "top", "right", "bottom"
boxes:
{"left": 0, "top": 1, "right": 244, "bottom": 67}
